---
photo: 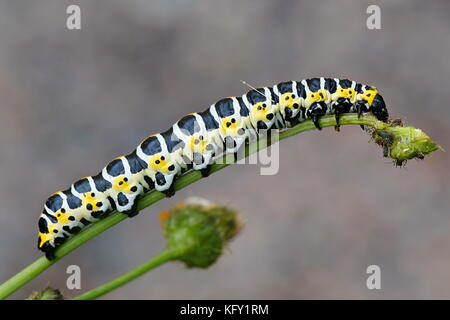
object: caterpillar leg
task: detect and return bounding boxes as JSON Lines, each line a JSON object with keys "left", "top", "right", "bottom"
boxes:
{"left": 223, "top": 136, "right": 237, "bottom": 153}
{"left": 141, "top": 176, "right": 155, "bottom": 193}
{"left": 38, "top": 239, "right": 56, "bottom": 260}
{"left": 45, "top": 249, "right": 56, "bottom": 261}
{"left": 107, "top": 175, "right": 144, "bottom": 215}
{"left": 333, "top": 98, "right": 352, "bottom": 128}
{"left": 308, "top": 102, "right": 327, "bottom": 130}
{"left": 222, "top": 136, "right": 240, "bottom": 162}
{"left": 162, "top": 184, "right": 175, "bottom": 198}
{"left": 39, "top": 233, "right": 68, "bottom": 261}
{"left": 120, "top": 193, "right": 141, "bottom": 218}
{"left": 354, "top": 101, "right": 370, "bottom": 130}
{"left": 123, "top": 208, "right": 139, "bottom": 217}
{"left": 355, "top": 101, "right": 369, "bottom": 119}
{"left": 200, "top": 165, "right": 211, "bottom": 178}
{"left": 154, "top": 172, "right": 176, "bottom": 197}
{"left": 192, "top": 149, "right": 214, "bottom": 177}
{"left": 125, "top": 210, "right": 140, "bottom": 218}
{"left": 107, "top": 196, "right": 117, "bottom": 211}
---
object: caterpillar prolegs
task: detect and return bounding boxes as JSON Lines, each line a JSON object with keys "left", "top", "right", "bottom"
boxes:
{"left": 37, "top": 77, "right": 389, "bottom": 260}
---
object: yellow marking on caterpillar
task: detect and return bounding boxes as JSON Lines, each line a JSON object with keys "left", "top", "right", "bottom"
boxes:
{"left": 82, "top": 192, "right": 102, "bottom": 210}
{"left": 112, "top": 155, "right": 124, "bottom": 161}
{"left": 148, "top": 155, "right": 173, "bottom": 174}
{"left": 112, "top": 176, "right": 133, "bottom": 192}
{"left": 38, "top": 233, "right": 52, "bottom": 248}
{"left": 250, "top": 102, "right": 272, "bottom": 122}
{"left": 220, "top": 117, "right": 241, "bottom": 137}
{"left": 38, "top": 223, "right": 60, "bottom": 248}
{"left": 332, "top": 88, "right": 357, "bottom": 103}
{"left": 357, "top": 89, "right": 378, "bottom": 107}
{"left": 149, "top": 155, "right": 166, "bottom": 170}
{"left": 347, "top": 88, "right": 356, "bottom": 101}
{"left": 55, "top": 211, "right": 71, "bottom": 224}
{"left": 279, "top": 93, "right": 301, "bottom": 113}
{"left": 304, "top": 89, "right": 329, "bottom": 108}
{"left": 189, "top": 134, "right": 208, "bottom": 153}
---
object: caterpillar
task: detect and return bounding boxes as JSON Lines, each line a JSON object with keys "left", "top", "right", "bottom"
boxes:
{"left": 37, "top": 77, "right": 389, "bottom": 260}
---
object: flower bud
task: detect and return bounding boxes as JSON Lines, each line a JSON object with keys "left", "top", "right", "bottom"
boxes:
{"left": 26, "top": 287, "right": 64, "bottom": 300}
{"left": 373, "top": 125, "right": 440, "bottom": 164}
{"left": 160, "top": 197, "right": 242, "bottom": 268}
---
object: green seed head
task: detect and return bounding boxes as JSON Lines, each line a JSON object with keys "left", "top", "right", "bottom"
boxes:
{"left": 374, "top": 126, "right": 440, "bottom": 163}
{"left": 26, "top": 287, "right": 64, "bottom": 300}
{"left": 160, "top": 198, "right": 242, "bottom": 268}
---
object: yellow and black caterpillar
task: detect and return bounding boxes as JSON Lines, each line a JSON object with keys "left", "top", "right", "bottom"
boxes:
{"left": 37, "top": 77, "right": 389, "bottom": 259}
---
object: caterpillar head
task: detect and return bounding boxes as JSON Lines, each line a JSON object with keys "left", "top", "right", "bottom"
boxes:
{"left": 370, "top": 93, "right": 389, "bottom": 122}
{"left": 37, "top": 215, "right": 61, "bottom": 258}
{"left": 37, "top": 232, "right": 57, "bottom": 260}
{"left": 38, "top": 226, "right": 57, "bottom": 249}
{"left": 250, "top": 102, "right": 275, "bottom": 130}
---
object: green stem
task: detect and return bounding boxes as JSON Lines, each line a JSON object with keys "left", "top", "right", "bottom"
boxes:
{"left": 73, "top": 248, "right": 181, "bottom": 300}
{"left": 0, "top": 114, "right": 382, "bottom": 299}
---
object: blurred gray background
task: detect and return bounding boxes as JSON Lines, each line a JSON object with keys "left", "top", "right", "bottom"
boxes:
{"left": 0, "top": 0, "right": 449, "bottom": 299}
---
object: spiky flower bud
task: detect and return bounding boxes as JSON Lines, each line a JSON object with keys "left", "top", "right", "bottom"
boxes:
{"left": 372, "top": 121, "right": 441, "bottom": 165}
{"left": 26, "top": 287, "right": 64, "bottom": 300}
{"left": 160, "top": 197, "right": 242, "bottom": 268}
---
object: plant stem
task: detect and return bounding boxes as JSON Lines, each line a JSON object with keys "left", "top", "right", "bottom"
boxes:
{"left": 0, "top": 114, "right": 385, "bottom": 299}
{"left": 73, "top": 248, "right": 181, "bottom": 300}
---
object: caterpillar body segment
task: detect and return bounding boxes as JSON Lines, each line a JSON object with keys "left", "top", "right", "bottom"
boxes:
{"left": 172, "top": 113, "right": 220, "bottom": 173}
{"left": 102, "top": 156, "right": 144, "bottom": 215}
{"left": 273, "top": 81, "right": 305, "bottom": 129}
{"left": 137, "top": 134, "right": 179, "bottom": 195}
{"left": 37, "top": 77, "right": 389, "bottom": 259}
{"left": 210, "top": 97, "right": 250, "bottom": 153}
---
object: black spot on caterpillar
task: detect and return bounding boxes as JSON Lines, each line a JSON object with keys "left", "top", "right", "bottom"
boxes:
{"left": 37, "top": 77, "right": 389, "bottom": 260}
